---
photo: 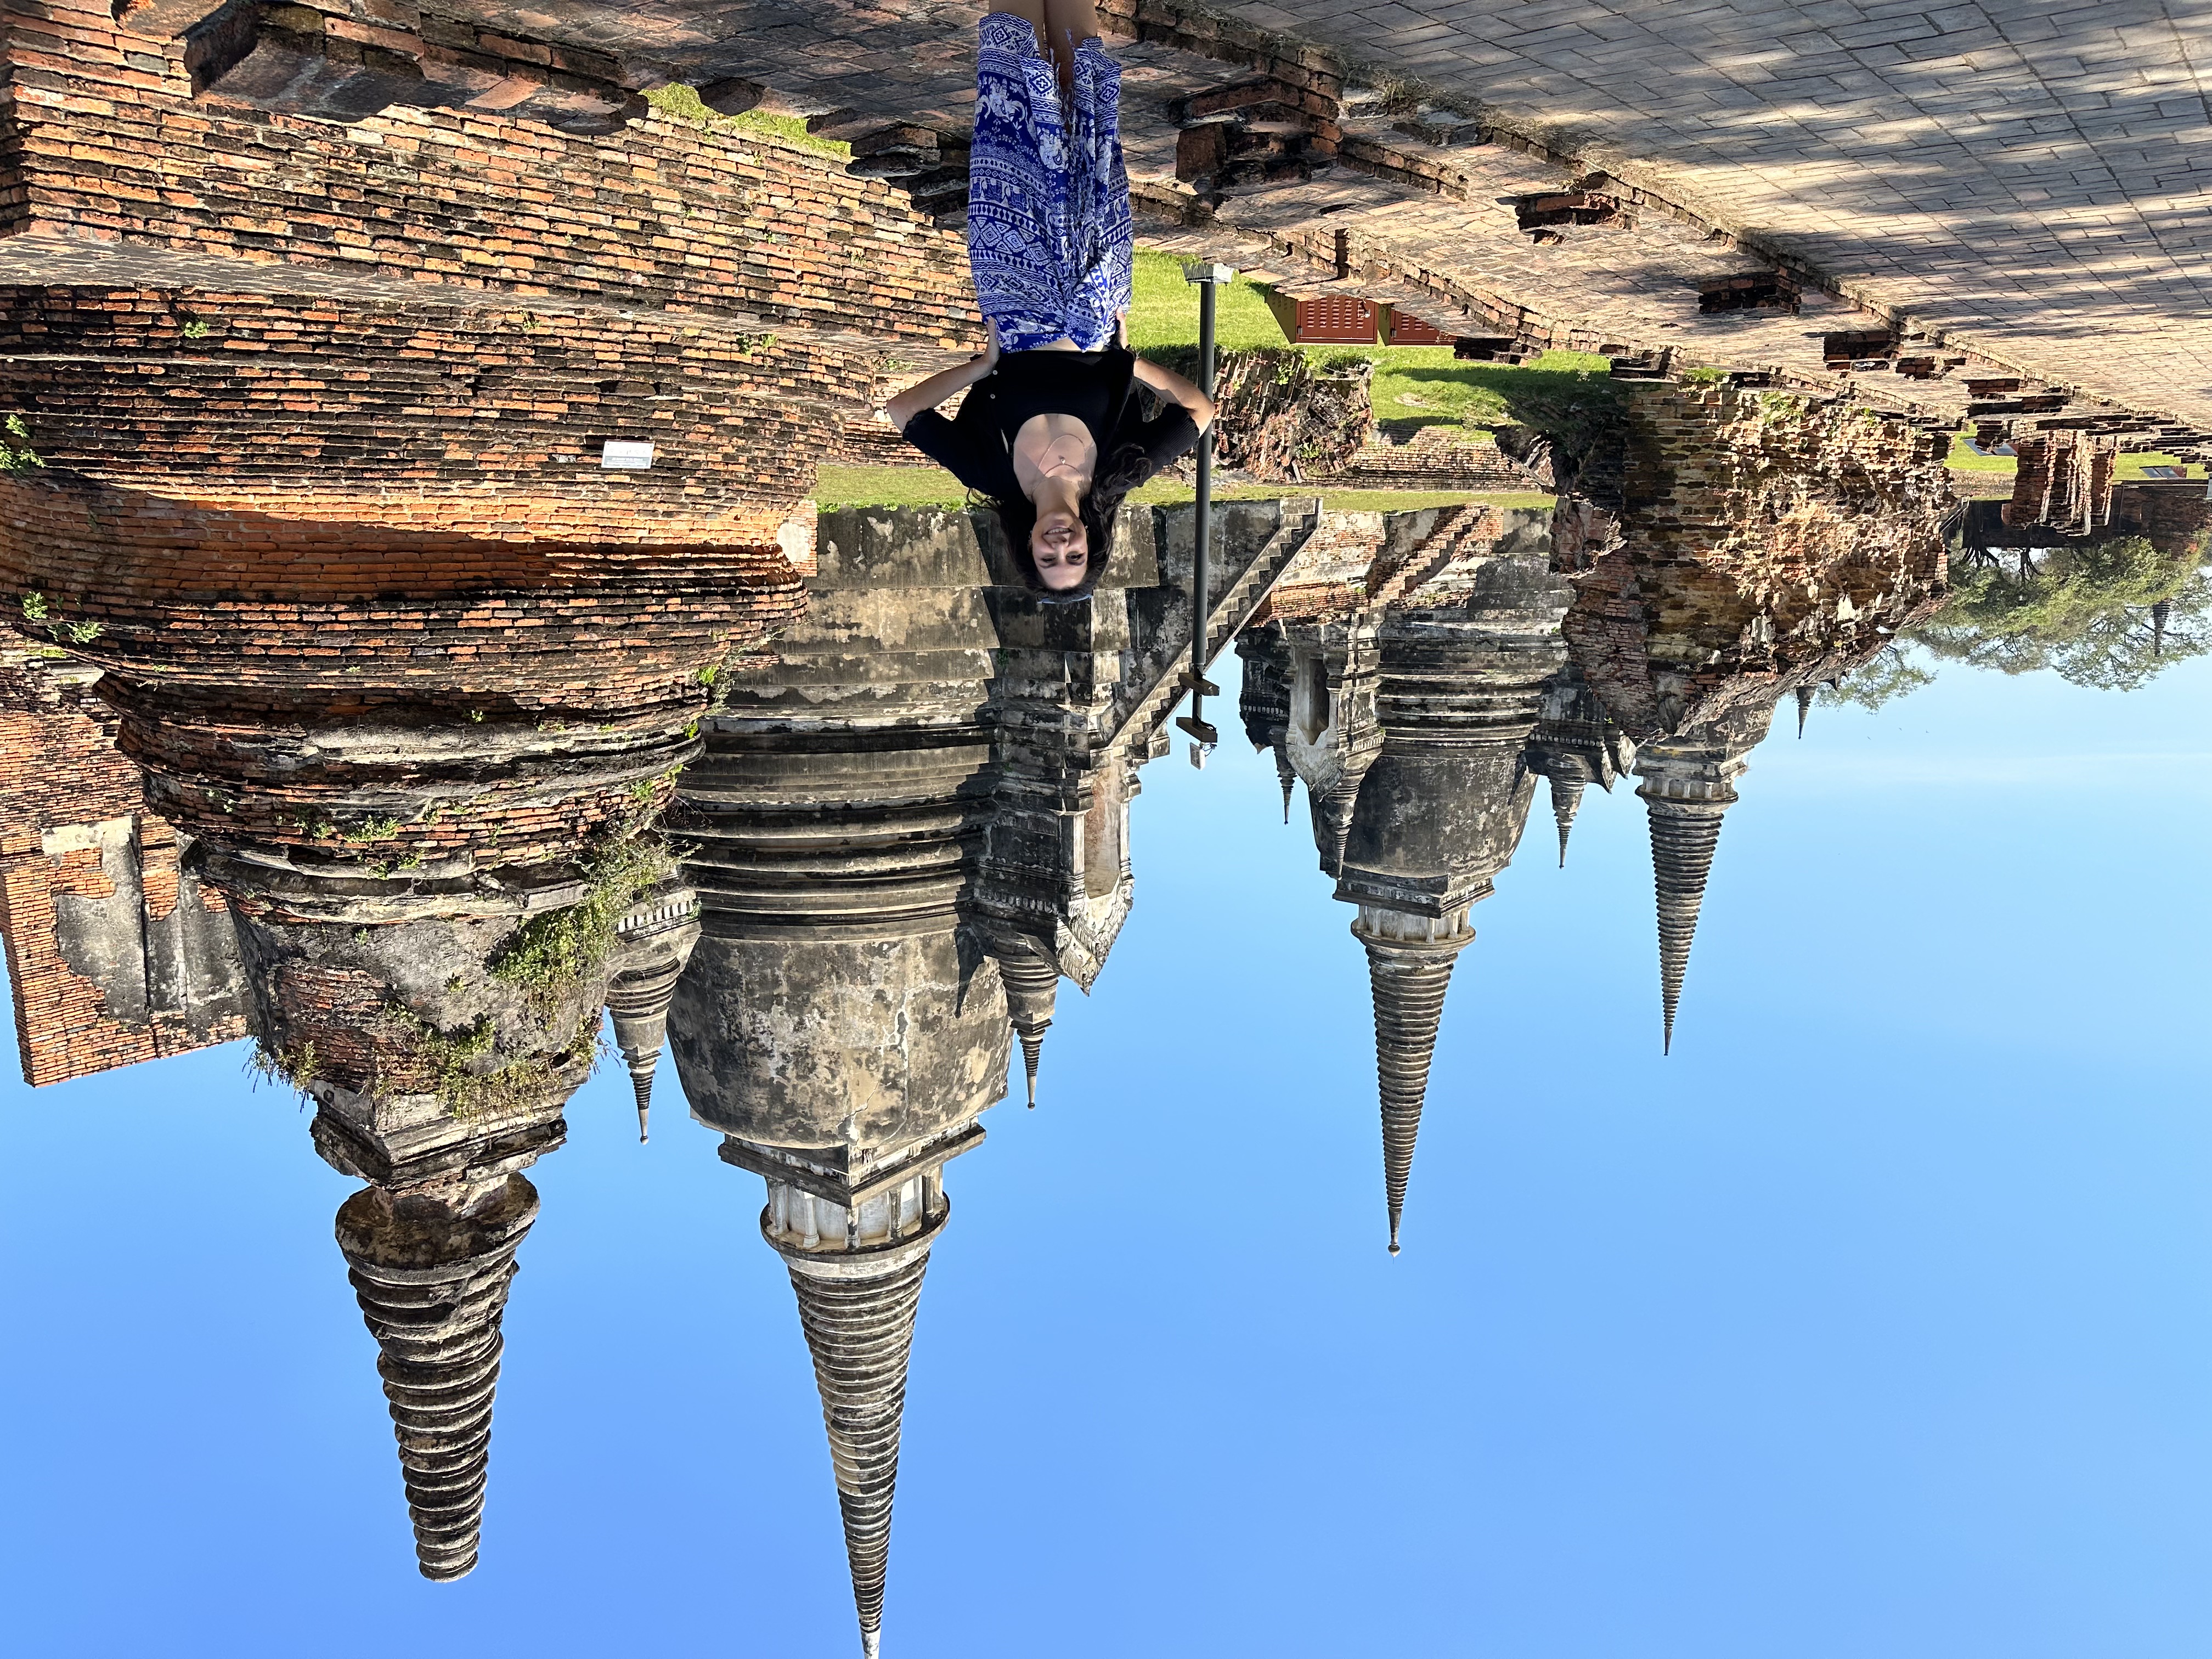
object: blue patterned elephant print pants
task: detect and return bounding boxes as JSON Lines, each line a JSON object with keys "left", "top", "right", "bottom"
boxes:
{"left": 966, "top": 13, "right": 1135, "bottom": 353}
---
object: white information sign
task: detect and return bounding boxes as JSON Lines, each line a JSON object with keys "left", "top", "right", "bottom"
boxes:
{"left": 601, "top": 440, "right": 655, "bottom": 470}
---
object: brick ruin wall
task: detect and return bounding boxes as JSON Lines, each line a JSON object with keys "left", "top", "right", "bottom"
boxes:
{"left": 0, "top": 286, "right": 869, "bottom": 528}
{"left": 0, "top": 20, "right": 951, "bottom": 878}
{"left": 2114, "top": 482, "right": 2212, "bottom": 556}
{"left": 2, "top": 0, "right": 980, "bottom": 347}
{"left": 0, "top": 469, "right": 806, "bottom": 869}
{"left": 1257, "top": 511, "right": 1402, "bottom": 620}
{"left": 0, "top": 469, "right": 806, "bottom": 686}
{"left": 0, "top": 289, "right": 817, "bottom": 877}
{"left": 0, "top": 646, "right": 246, "bottom": 1084}
{"left": 1564, "top": 384, "right": 1954, "bottom": 737}
{"left": 2004, "top": 430, "right": 2118, "bottom": 534}
{"left": 1335, "top": 428, "right": 1545, "bottom": 492}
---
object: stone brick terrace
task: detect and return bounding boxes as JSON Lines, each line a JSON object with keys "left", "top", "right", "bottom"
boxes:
{"left": 463, "top": 0, "right": 2212, "bottom": 432}
{"left": 1216, "top": 0, "right": 2212, "bottom": 420}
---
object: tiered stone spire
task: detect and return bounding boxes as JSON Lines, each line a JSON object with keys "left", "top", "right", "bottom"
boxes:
{"left": 676, "top": 501, "right": 1288, "bottom": 1652}
{"left": 1548, "top": 773, "right": 1585, "bottom": 867}
{"left": 1795, "top": 684, "right": 1814, "bottom": 737}
{"left": 992, "top": 948, "right": 1059, "bottom": 1109}
{"left": 1541, "top": 383, "right": 1951, "bottom": 1054}
{"left": 764, "top": 1182, "right": 949, "bottom": 1659}
{"left": 675, "top": 506, "right": 1010, "bottom": 1656}
{"left": 680, "top": 733, "right": 994, "bottom": 1659}
{"left": 210, "top": 836, "right": 671, "bottom": 1585}
{"left": 606, "top": 881, "right": 702, "bottom": 1142}
{"left": 1353, "top": 906, "right": 1476, "bottom": 1254}
{"left": 335, "top": 1175, "right": 540, "bottom": 1580}
{"left": 1631, "top": 699, "right": 1778, "bottom": 1053}
{"left": 261, "top": 896, "right": 612, "bottom": 1586}
{"left": 1331, "top": 534, "right": 1570, "bottom": 1250}
{"left": 1646, "top": 793, "right": 1727, "bottom": 1055}
{"left": 0, "top": 211, "right": 814, "bottom": 1594}
{"left": 1522, "top": 664, "right": 1632, "bottom": 872}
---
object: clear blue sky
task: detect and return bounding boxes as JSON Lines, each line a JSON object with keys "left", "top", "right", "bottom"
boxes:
{"left": 5, "top": 650, "right": 2209, "bottom": 1657}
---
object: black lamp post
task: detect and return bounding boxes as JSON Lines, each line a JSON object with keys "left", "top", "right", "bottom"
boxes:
{"left": 1176, "top": 259, "right": 1235, "bottom": 767}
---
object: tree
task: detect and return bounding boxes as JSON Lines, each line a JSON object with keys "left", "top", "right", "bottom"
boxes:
{"left": 1909, "top": 534, "right": 2212, "bottom": 692}
{"left": 1815, "top": 643, "right": 1936, "bottom": 713}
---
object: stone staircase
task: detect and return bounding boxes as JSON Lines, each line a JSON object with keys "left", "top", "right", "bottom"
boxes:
{"left": 1363, "top": 503, "right": 1494, "bottom": 608}
{"left": 1115, "top": 497, "right": 1321, "bottom": 759}
{"left": 710, "top": 509, "right": 1001, "bottom": 732}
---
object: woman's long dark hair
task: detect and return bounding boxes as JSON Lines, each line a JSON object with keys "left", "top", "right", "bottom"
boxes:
{"left": 991, "top": 439, "right": 1156, "bottom": 596}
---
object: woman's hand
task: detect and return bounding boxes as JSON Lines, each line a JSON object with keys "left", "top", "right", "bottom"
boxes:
{"left": 1115, "top": 309, "right": 1129, "bottom": 348}
{"left": 983, "top": 318, "right": 1002, "bottom": 370}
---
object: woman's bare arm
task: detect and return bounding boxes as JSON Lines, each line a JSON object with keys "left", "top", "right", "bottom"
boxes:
{"left": 882, "top": 324, "right": 1000, "bottom": 431}
{"left": 1131, "top": 353, "right": 1217, "bottom": 431}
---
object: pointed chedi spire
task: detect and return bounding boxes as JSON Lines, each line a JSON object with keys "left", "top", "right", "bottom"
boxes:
{"left": 1017, "top": 1030, "right": 1043, "bottom": 1108}
{"left": 1329, "top": 545, "right": 1567, "bottom": 1254}
{"left": 607, "top": 953, "right": 684, "bottom": 1143}
{"left": 334, "top": 1173, "right": 540, "bottom": 1581}
{"left": 1351, "top": 909, "right": 1474, "bottom": 1255}
{"left": 993, "top": 947, "right": 1059, "bottom": 1109}
{"left": 1548, "top": 772, "right": 1585, "bottom": 867}
{"left": 1644, "top": 796, "right": 1728, "bottom": 1055}
{"left": 1631, "top": 706, "right": 1771, "bottom": 1056}
{"left": 1317, "top": 775, "right": 1361, "bottom": 877}
{"left": 1795, "top": 683, "right": 1814, "bottom": 737}
{"left": 763, "top": 1181, "right": 949, "bottom": 1659}
{"left": 1276, "top": 742, "right": 1296, "bottom": 825}
{"left": 1367, "top": 945, "right": 1455, "bottom": 1255}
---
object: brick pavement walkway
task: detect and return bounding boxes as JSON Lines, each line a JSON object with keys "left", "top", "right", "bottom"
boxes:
{"left": 1214, "top": 0, "right": 2212, "bottom": 425}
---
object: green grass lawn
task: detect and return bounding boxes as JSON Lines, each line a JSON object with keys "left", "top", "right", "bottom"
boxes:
{"left": 643, "top": 84, "right": 853, "bottom": 157}
{"left": 1126, "top": 251, "right": 1609, "bottom": 439}
{"left": 1124, "top": 251, "right": 1285, "bottom": 351}
{"left": 814, "top": 464, "right": 1550, "bottom": 515}
{"left": 1944, "top": 432, "right": 2015, "bottom": 472}
{"left": 2116, "top": 451, "right": 2205, "bottom": 479}
{"left": 814, "top": 466, "right": 977, "bottom": 510}
{"left": 1943, "top": 432, "right": 2204, "bottom": 479}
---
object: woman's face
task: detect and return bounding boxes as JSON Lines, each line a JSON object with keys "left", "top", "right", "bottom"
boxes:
{"left": 1031, "top": 511, "right": 1089, "bottom": 591}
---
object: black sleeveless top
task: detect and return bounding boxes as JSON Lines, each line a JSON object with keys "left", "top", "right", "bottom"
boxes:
{"left": 900, "top": 346, "right": 1200, "bottom": 498}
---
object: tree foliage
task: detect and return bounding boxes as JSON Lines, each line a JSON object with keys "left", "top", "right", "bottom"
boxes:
{"left": 1815, "top": 643, "right": 1936, "bottom": 712}
{"left": 1909, "top": 534, "right": 2212, "bottom": 691}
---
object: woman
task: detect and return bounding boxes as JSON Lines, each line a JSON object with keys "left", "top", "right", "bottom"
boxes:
{"left": 881, "top": 0, "right": 1216, "bottom": 595}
